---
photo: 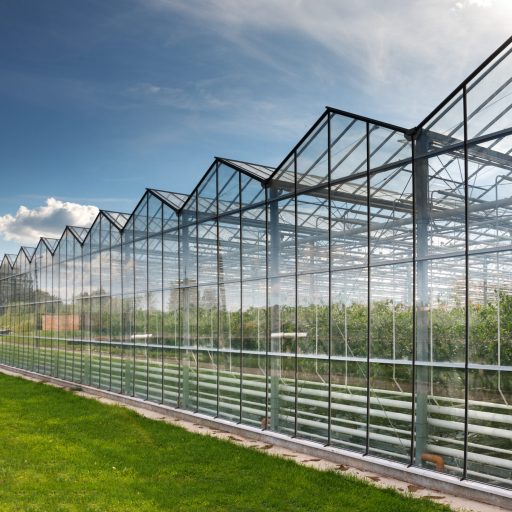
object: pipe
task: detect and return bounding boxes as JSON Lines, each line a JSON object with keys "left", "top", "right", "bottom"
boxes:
{"left": 421, "top": 452, "right": 445, "bottom": 472}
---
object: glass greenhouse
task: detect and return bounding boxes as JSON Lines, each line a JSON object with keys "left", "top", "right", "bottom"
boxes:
{"left": 1, "top": 38, "right": 511, "bottom": 493}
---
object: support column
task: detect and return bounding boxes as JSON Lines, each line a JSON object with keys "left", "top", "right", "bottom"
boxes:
{"left": 181, "top": 224, "right": 190, "bottom": 409}
{"left": 414, "top": 130, "right": 430, "bottom": 465}
{"left": 269, "top": 188, "right": 281, "bottom": 431}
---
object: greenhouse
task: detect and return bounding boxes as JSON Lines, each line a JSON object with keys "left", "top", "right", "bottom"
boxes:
{"left": 0, "top": 37, "right": 511, "bottom": 496}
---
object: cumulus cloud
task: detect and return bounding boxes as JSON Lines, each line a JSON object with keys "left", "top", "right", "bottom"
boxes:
{"left": 0, "top": 198, "right": 99, "bottom": 245}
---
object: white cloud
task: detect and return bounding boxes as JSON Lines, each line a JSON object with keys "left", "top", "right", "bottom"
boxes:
{"left": 144, "top": 0, "right": 512, "bottom": 124}
{"left": 454, "top": 0, "right": 493, "bottom": 8}
{"left": 0, "top": 198, "right": 98, "bottom": 245}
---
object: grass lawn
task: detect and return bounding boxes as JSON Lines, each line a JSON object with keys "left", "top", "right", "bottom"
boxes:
{"left": 0, "top": 373, "right": 451, "bottom": 512}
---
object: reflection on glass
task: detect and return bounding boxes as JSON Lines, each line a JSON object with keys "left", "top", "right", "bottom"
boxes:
{"left": 1, "top": 41, "right": 512, "bottom": 494}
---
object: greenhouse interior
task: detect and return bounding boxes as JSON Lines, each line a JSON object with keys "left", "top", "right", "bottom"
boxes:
{"left": 0, "top": 38, "right": 511, "bottom": 494}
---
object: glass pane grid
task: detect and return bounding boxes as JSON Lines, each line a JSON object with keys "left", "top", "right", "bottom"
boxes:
{"left": 1, "top": 40, "right": 512, "bottom": 495}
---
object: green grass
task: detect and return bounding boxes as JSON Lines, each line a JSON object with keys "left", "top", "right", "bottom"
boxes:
{"left": 0, "top": 373, "right": 451, "bottom": 512}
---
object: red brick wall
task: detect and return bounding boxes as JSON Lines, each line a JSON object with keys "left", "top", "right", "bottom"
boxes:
{"left": 41, "top": 315, "right": 80, "bottom": 332}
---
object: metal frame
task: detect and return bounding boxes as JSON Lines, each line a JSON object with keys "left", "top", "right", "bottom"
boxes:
{"left": 0, "top": 37, "right": 511, "bottom": 494}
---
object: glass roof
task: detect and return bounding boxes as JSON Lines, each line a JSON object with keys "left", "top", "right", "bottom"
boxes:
{"left": 42, "top": 238, "right": 59, "bottom": 252}
{"left": 68, "top": 226, "right": 90, "bottom": 242}
{"left": 149, "top": 189, "right": 189, "bottom": 210}
{"left": 219, "top": 158, "right": 275, "bottom": 181}
{"left": 102, "top": 211, "right": 131, "bottom": 230}
{"left": 0, "top": 38, "right": 511, "bottom": 266}
{"left": 21, "top": 247, "right": 35, "bottom": 259}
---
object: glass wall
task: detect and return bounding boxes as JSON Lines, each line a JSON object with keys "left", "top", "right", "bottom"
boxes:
{"left": 0, "top": 40, "right": 511, "bottom": 493}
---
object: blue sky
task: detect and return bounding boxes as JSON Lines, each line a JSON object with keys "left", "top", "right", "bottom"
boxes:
{"left": 0, "top": 0, "right": 511, "bottom": 255}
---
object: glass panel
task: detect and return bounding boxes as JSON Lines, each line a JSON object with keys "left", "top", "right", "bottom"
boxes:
{"left": 466, "top": 370, "right": 512, "bottom": 489}
{"left": 241, "top": 205, "right": 266, "bottom": 281}
{"left": 79, "top": 239, "right": 90, "bottom": 385}
{"left": 147, "top": 235, "right": 162, "bottom": 291}
{"left": 179, "top": 215, "right": 197, "bottom": 411}
{"left": 197, "top": 221, "right": 217, "bottom": 286}
{"left": 268, "top": 276, "right": 296, "bottom": 435}
{"left": 147, "top": 194, "right": 162, "bottom": 234}
{"left": 296, "top": 115, "right": 329, "bottom": 191}
{"left": 218, "top": 214, "right": 240, "bottom": 283}
{"left": 179, "top": 285, "right": 197, "bottom": 411}
{"left": 134, "top": 199, "right": 148, "bottom": 241}
{"left": 218, "top": 163, "right": 240, "bottom": 214}
{"left": 121, "top": 222, "right": 135, "bottom": 396}
{"left": 297, "top": 273, "right": 329, "bottom": 357}
{"left": 330, "top": 267, "right": 368, "bottom": 452}
{"left": 162, "top": 203, "right": 178, "bottom": 231}
{"left": 414, "top": 149, "right": 465, "bottom": 258}
{"left": 369, "top": 262, "right": 413, "bottom": 462}
{"left": 370, "top": 125, "right": 411, "bottom": 169}
{"left": 269, "top": 155, "right": 294, "bottom": 197}
{"left": 111, "top": 234, "right": 122, "bottom": 296}
{"left": 467, "top": 135, "right": 512, "bottom": 251}
{"left": 330, "top": 113, "right": 367, "bottom": 181}
{"left": 468, "top": 46, "right": 512, "bottom": 140}
{"left": 331, "top": 177, "right": 368, "bottom": 270}
{"left": 468, "top": 251, "right": 512, "bottom": 488}
{"left": 163, "top": 213, "right": 179, "bottom": 291}
{"left": 241, "top": 279, "right": 267, "bottom": 427}
{"left": 296, "top": 273, "right": 329, "bottom": 443}
{"left": 370, "top": 166, "right": 413, "bottom": 265}
{"left": 421, "top": 94, "right": 464, "bottom": 156}
{"left": 181, "top": 191, "right": 197, "bottom": 227}
{"left": 133, "top": 292, "right": 148, "bottom": 400}
{"left": 414, "top": 257, "right": 466, "bottom": 477}
{"left": 110, "top": 295, "right": 122, "bottom": 393}
{"left": 163, "top": 287, "right": 179, "bottom": 406}
{"left": 197, "top": 168, "right": 217, "bottom": 217}
{"left": 241, "top": 173, "right": 265, "bottom": 206}
{"left": 414, "top": 367, "right": 465, "bottom": 478}
{"left": 416, "top": 256, "right": 466, "bottom": 365}
{"left": 147, "top": 289, "right": 163, "bottom": 403}
{"left": 267, "top": 197, "right": 295, "bottom": 277}
{"left": 218, "top": 281, "right": 241, "bottom": 422}
{"left": 197, "top": 283, "right": 217, "bottom": 416}
{"left": 180, "top": 224, "right": 197, "bottom": 287}
{"left": 469, "top": 252, "right": 512, "bottom": 366}
{"left": 296, "top": 193, "right": 329, "bottom": 273}
{"left": 370, "top": 263, "right": 413, "bottom": 361}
